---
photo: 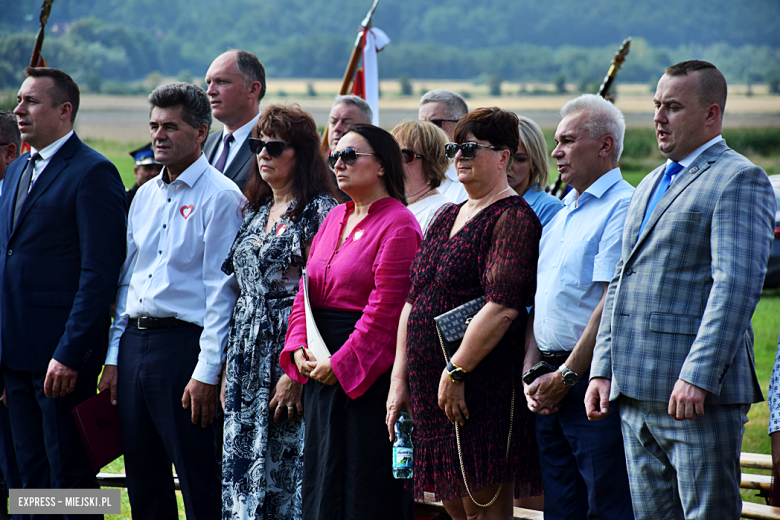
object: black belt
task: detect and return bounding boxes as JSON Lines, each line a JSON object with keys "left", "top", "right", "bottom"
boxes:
{"left": 128, "top": 316, "right": 193, "bottom": 330}
{"left": 541, "top": 351, "right": 570, "bottom": 365}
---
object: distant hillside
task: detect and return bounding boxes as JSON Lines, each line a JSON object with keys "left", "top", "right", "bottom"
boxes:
{"left": 0, "top": 0, "right": 778, "bottom": 88}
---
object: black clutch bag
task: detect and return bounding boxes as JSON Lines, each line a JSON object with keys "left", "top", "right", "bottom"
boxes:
{"left": 433, "top": 296, "right": 522, "bottom": 360}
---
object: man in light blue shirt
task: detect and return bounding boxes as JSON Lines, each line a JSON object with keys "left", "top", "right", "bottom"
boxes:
{"left": 522, "top": 94, "right": 634, "bottom": 519}
{"left": 98, "top": 82, "right": 245, "bottom": 519}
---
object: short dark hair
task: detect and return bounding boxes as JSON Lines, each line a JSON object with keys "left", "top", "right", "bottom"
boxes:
{"left": 454, "top": 107, "right": 519, "bottom": 166}
{"left": 232, "top": 49, "right": 266, "bottom": 104}
{"left": 343, "top": 124, "right": 407, "bottom": 205}
{"left": 23, "top": 67, "right": 80, "bottom": 123}
{"left": 665, "top": 60, "right": 727, "bottom": 115}
{"left": 147, "top": 82, "right": 211, "bottom": 134}
{"left": 244, "top": 104, "right": 337, "bottom": 219}
{"left": 0, "top": 111, "right": 21, "bottom": 157}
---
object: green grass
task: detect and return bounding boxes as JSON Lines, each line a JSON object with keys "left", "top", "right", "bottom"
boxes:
{"left": 741, "top": 290, "right": 780, "bottom": 505}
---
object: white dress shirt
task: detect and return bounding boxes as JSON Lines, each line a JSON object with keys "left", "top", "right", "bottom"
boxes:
{"left": 212, "top": 113, "right": 261, "bottom": 170}
{"left": 28, "top": 130, "right": 74, "bottom": 190}
{"left": 534, "top": 168, "right": 634, "bottom": 353}
{"left": 107, "top": 154, "right": 246, "bottom": 384}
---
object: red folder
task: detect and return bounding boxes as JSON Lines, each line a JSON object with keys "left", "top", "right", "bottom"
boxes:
{"left": 71, "top": 391, "right": 124, "bottom": 472}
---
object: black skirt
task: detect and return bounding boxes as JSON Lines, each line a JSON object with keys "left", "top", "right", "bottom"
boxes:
{"left": 302, "top": 308, "right": 412, "bottom": 520}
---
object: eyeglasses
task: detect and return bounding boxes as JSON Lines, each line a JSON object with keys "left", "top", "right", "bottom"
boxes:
{"left": 247, "top": 138, "right": 293, "bottom": 157}
{"left": 401, "top": 148, "right": 424, "bottom": 164}
{"left": 445, "top": 142, "right": 508, "bottom": 160}
{"left": 328, "top": 148, "right": 377, "bottom": 169}
{"left": 428, "top": 119, "right": 459, "bottom": 128}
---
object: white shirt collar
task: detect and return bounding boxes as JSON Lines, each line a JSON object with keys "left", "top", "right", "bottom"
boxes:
{"left": 157, "top": 153, "right": 210, "bottom": 188}
{"left": 31, "top": 130, "right": 74, "bottom": 161}
{"left": 228, "top": 112, "right": 261, "bottom": 145}
{"left": 668, "top": 135, "right": 724, "bottom": 169}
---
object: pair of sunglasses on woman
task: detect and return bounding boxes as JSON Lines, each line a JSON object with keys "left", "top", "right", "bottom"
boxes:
{"left": 444, "top": 142, "right": 507, "bottom": 160}
{"left": 248, "top": 138, "right": 293, "bottom": 156}
{"left": 327, "top": 148, "right": 424, "bottom": 170}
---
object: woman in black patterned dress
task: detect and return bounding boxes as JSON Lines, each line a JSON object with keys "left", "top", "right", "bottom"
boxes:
{"left": 221, "top": 104, "right": 338, "bottom": 520}
{"left": 387, "top": 107, "right": 543, "bottom": 519}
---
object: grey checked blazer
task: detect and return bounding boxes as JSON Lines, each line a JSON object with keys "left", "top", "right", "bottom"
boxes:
{"left": 203, "top": 129, "right": 254, "bottom": 191}
{"left": 591, "top": 141, "right": 775, "bottom": 405}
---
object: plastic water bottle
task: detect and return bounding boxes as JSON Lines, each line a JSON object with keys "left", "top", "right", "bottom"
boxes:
{"left": 392, "top": 410, "right": 414, "bottom": 479}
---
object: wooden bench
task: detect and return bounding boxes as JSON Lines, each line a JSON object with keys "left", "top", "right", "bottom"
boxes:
{"left": 95, "top": 454, "right": 780, "bottom": 520}
{"left": 740, "top": 452, "right": 780, "bottom": 520}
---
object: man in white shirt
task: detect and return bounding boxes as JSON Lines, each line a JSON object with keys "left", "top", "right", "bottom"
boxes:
{"left": 418, "top": 89, "right": 469, "bottom": 203}
{"left": 202, "top": 49, "right": 265, "bottom": 191}
{"left": 98, "top": 82, "right": 245, "bottom": 519}
{"left": 523, "top": 95, "right": 634, "bottom": 519}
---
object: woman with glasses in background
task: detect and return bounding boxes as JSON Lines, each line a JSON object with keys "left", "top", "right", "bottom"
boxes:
{"left": 387, "top": 107, "right": 543, "bottom": 520}
{"left": 507, "top": 116, "right": 562, "bottom": 227}
{"left": 221, "top": 104, "right": 338, "bottom": 520}
{"left": 391, "top": 120, "right": 451, "bottom": 234}
{"left": 281, "top": 124, "right": 420, "bottom": 520}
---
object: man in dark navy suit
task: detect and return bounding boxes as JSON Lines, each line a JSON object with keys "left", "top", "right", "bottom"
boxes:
{"left": 0, "top": 67, "right": 126, "bottom": 513}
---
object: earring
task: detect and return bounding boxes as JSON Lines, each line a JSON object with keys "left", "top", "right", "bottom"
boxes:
{"left": 426, "top": 180, "right": 431, "bottom": 185}
{"left": 378, "top": 170, "right": 384, "bottom": 176}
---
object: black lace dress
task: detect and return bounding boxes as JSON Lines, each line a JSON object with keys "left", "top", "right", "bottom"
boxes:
{"left": 406, "top": 196, "right": 544, "bottom": 501}
{"left": 221, "top": 194, "right": 337, "bottom": 520}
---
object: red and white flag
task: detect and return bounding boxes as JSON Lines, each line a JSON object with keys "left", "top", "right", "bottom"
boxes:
{"left": 351, "top": 27, "right": 390, "bottom": 126}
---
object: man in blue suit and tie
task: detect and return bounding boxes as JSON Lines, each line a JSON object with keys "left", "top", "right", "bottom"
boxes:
{"left": 586, "top": 61, "right": 776, "bottom": 519}
{"left": 0, "top": 67, "right": 126, "bottom": 509}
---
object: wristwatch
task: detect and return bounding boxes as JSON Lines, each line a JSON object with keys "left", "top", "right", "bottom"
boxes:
{"left": 446, "top": 361, "right": 468, "bottom": 383}
{"left": 559, "top": 363, "right": 580, "bottom": 386}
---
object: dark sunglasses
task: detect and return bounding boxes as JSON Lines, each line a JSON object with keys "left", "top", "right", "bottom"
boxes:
{"left": 401, "top": 148, "right": 424, "bottom": 164}
{"left": 445, "top": 142, "right": 508, "bottom": 160}
{"left": 428, "top": 119, "right": 459, "bottom": 128}
{"left": 328, "top": 148, "right": 377, "bottom": 169}
{"left": 247, "top": 138, "right": 293, "bottom": 157}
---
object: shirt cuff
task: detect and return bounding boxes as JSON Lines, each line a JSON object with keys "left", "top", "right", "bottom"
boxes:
{"left": 105, "top": 345, "right": 118, "bottom": 366}
{"left": 191, "top": 360, "right": 222, "bottom": 385}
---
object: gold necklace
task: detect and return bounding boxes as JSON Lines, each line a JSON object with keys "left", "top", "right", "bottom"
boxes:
{"left": 465, "top": 186, "right": 511, "bottom": 221}
{"left": 268, "top": 200, "right": 291, "bottom": 223}
{"left": 409, "top": 186, "right": 434, "bottom": 205}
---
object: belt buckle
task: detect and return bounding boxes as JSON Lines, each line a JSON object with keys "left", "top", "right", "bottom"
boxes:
{"left": 136, "top": 316, "right": 151, "bottom": 330}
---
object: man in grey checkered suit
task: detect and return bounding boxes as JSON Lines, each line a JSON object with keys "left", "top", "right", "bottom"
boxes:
{"left": 585, "top": 60, "right": 776, "bottom": 519}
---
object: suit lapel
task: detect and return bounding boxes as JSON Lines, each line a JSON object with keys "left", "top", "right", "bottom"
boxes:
{"left": 223, "top": 138, "right": 252, "bottom": 183}
{"left": 630, "top": 141, "right": 726, "bottom": 254}
{"left": 203, "top": 129, "right": 222, "bottom": 163}
{"left": 2, "top": 155, "right": 28, "bottom": 239}
{"left": 11, "top": 135, "right": 79, "bottom": 237}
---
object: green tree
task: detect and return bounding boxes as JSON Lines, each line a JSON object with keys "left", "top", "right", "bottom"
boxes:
{"left": 555, "top": 73, "right": 567, "bottom": 94}
{"left": 488, "top": 74, "right": 502, "bottom": 96}
{"left": 399, "top": 74, "right": 412, "bottom": 96}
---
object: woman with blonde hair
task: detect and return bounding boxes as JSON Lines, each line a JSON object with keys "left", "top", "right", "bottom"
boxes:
{"left": 507, "top": 116, "right": 562, "bottom": 226}
{"left": 391, "top": 120, "right": 451, "bottom": 233}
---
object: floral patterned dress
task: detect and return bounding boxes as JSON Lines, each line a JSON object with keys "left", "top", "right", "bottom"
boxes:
{"left": 406, "top": 196, "right": 544, "bottom": 501}
{"left": 221, "top": 194, "right": 336, "bottom": 520}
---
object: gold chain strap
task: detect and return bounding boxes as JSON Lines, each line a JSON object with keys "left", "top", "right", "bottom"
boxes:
{"left": 435, "top": 324, "right": 515, "bottom": 508}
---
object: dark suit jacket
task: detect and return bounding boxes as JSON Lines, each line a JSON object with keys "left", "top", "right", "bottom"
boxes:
{"left": 203, "top": 129, "right": 254, "bottom": 191}
{"left": 0, "top": 133, "right": 127, "bottom": 371}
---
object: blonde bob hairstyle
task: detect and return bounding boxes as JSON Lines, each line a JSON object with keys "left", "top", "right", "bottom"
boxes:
{"left": 390, "top": 120, "right": 450, "bottom": 189}
{"left": 517, "top": 116, "right": 550, "bottom": 191}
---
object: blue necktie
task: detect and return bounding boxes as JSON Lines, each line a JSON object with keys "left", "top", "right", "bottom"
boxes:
{"left": 638, "top": 162, "right": 684, "bottom": 238}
